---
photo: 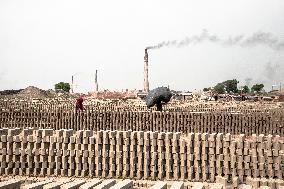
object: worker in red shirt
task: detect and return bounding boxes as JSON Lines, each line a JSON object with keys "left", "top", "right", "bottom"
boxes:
{"left": 75, "top": 96, "right": 85, "bottom": 111}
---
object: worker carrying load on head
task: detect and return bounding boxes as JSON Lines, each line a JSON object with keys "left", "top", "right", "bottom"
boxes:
{"left": 75, "top": 96, "right": 85, "bottom": 111}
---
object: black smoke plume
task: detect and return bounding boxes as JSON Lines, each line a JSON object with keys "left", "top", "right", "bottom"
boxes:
{"left": 146, "top": 30, "right": 284, "bottom": 51}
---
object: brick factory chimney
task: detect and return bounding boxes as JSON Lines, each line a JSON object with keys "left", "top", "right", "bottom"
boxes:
{"left": 144, "top": 49, "right": 149, "bottom": 92}
{"left": 71, "top": 75, "right": 74, "bottom": 93}
{"left": 95, "top": 70, "right": 98, "bottom": 92}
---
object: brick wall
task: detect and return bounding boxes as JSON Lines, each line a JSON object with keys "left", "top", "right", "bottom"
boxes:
{"left": 0, "top": 128, "right": 283, "bottom": 184}
{"left": 1, "top": 110, "right": 283, "bottom": 136}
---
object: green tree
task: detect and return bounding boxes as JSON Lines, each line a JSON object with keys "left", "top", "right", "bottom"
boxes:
{"left": 242, "top": 85, "right": 250, "bottom": 93}
{"left": 251, "top": 84, "right": 264, "bottom": 93}
{"left": 55, "top": 82, "right": 71, "bottom": 92}
{"left": 203, "top": 87, "right": 211, "bottom": 92}
{"left": 223, "top": 79, "right": 239, "bottom": 93}
{"left": 213, "top": 79, "right": 239, "bottom": 94}
{"left": 214, "top": 83, "right": 225, "bottom": 94}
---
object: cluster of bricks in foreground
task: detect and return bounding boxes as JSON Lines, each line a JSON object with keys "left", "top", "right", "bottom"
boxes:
{"left": 0, "top": 128, "right": 283, "bottom": 186}
{"left": 0, "top": 178, "right": 284, "bottom": 189}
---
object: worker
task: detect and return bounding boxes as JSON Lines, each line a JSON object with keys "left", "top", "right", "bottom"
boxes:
{"left": 214, "top": 94, "right": 218, "bottom": 101}
{"left": 156, "top": 101, "right": 163, "bottom": 111}
{"left": 75, "top": 96, "right": 85, "bottom": 111}
{"left": 241, "top": 94, "right": 246, "bottom": 101}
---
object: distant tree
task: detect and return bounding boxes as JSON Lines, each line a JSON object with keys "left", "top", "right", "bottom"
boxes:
{"left": 203, "top": 87, "right": 211, "bottom": 92}
{"left": 55, "top": 82, "right": 70, "bottom": 92}
{"left": 214, "top": 83, "right": 225, "bottom": 94}
{"left": 242, "top": 85, "right": 250, "bottom": 93}
{"left": 213, "top": 79, "right": 239, "bottom": 94}
{"left": 223, "top": 79, "right": 239, "bottom": 93}
{"left": 251, "top": 84, "right": 264, "bottom": 93}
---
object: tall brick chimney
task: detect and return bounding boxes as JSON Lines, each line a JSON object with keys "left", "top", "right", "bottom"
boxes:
{"left": 144, "top": 49, "right": 149, "bottom": 92}
{"left": 95, "top": 70, "right": 98, "bottom": 92}
{"left": 71, "top": 75, "right": 74, "bottom": 93}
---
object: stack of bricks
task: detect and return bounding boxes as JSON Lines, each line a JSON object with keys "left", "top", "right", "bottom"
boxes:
{"left": 52, "top": 130, "right": 60, "bottom": 176}
{"left": 250, "top": 134, "right": 259, "bottom": 178}
{"left": 102, "top": 130, "right": 110, "bottom": 178}
{"left": 39, "top": 129, "right": 53, "bottom": 176}
{"left": 59, "top": 130, "right": 66, "bottom": 176}
{"left": 266, "top": 135, "right": 275, "bottom": 179}
{"left": 143, "top": 131, "right": 150, "bottom": 179}
{"left": 150, "top": 131, "right": 158, "bottom": 180}
{"left": 201, "top": 133, "right": 209, "bottom": 182}
{"left": 173, "top": 132, "right": 181, "bottom": 180}
{"left": 187, "top": 133, "right": 194, "bottom": 181}
{"left": 258, "top": 134, "right": 266, "bottom": 179}
{"left": 66, "top": 129, "right": 75, "bottom": 177}
{"left": 273, "top": 135, "right": 283, "bottom": 180}
{"left": 157, "top": 132, "right": 165, "bottom": 180}
{"left": 223, "top": 134, "right": 232, "bottom": 184}
{"left": 1, "top": 106, "right": 284, "bottom": 136}
{"left": 95, "top": 131, "right": 103, "bottom": 177}
{"left": 236, "top": 134, "right": 245, "bottom": 183}
{"left": 0, "top": 128, "right": 283, "bottom": 185}
{"left": 193, "top": 133, "right": 202, "bottom": 181}
{"left": 137, "top": 131, "right": 144, "bottom": 179}
{"left": 0, "top": 129, "right": 6, "bottom": 175}
{"left": 243, "top": 135, "right": 250, "bottom": 180}
{"left": 165, "top": 132, "right": 173, "bottom": 180}
{"left": 83, "top": 130, "right": 93, "bottom": 176}
{"left": 109, "top": 130, "right": 116, "bottom": 178}
{"left": 3, "top": 129, "right": 13, "bottom": 175}
{"left": 45, "top": 129, "right": 54, "bottom": 176}
{"left": 208, "top": 133, "right": 216, "bottom": 182}
{"left": 246, "top": 177, "right": 284, "bottom": 189}
{"left": 123, "top": 131, "right": 131, "bottom": 178}
{"left": 179, "top": 135, "right": 186, "bottom": 180}
{"left": 216, "top": 133, "right": 224, "bottom": 179}
{"left": 12, "top": 129, "right": 21, "bottom": 176}
{"left": 129, "top": 131, "right": 137, "bottom": 178}
{"left": 88, "top": 131, "right": 96, "bottom": 177}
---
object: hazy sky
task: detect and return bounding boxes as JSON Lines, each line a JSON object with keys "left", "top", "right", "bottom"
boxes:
{"left": 1, "top": 0, "right": 284, "bottom": 93}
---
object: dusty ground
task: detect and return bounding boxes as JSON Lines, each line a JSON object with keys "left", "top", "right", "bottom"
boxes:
{"left": 0, "top": 175, "right": 235, "bottom": 189}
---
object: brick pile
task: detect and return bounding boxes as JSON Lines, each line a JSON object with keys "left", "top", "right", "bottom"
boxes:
{"left": 1, "top": 110, "right": 284, "bottom": 136}
{"left": 0, "top": 128, "right": 283, "bottom": 186}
